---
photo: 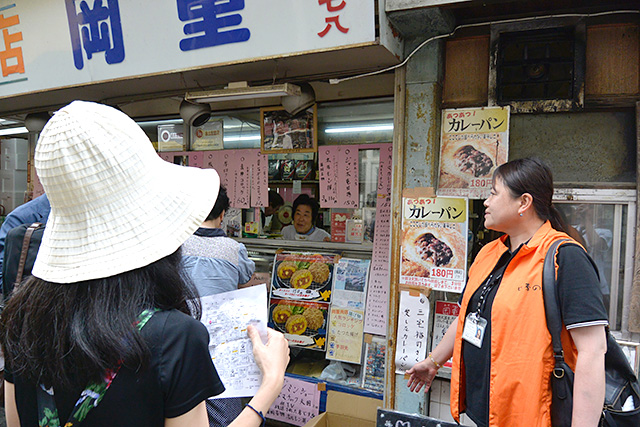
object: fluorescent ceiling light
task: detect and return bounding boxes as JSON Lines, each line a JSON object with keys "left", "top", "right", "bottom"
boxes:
{"left": 223, "top": 134, "right": 261, "bottom": 142}
{"left": 186, "top": 83, "right": 301, "bottom": 103}
{"left": 325, "top": 124, "right": 393, "bottom": 134}
{"left": 0, "top": 126, "right": 27, "bottom": 136}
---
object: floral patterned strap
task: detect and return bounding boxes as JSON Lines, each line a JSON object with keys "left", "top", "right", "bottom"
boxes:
{"left": 37, "top": 308, "right": 160, "bottom": 427}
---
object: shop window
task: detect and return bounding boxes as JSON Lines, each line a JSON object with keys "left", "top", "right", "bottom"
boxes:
{"left": 469, "top": 189, "right": 636, "bottom": 335}
{"left": 554, "top": 189, "right": 635, "bottom": 334}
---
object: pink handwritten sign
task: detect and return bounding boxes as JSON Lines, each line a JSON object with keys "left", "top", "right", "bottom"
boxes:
{"left": 201, "top": 150, "right": 224, "bottom": 172}
{"left": 267, "top": 376, "right": 320, "bottom": 426}
{"left": 250, "top": 149, "right": 268, "bottom": 208}
{"left": 233, "top": 150, "right": 251, "bottom": 208}
{"left": 188, "top": 151, "right": 203, "bottom": 168}
{"left": 364, "top": 143, "right": 393, "bottom": 195}
{"left": 364, "top": 193, "right": 391, "bottom": 336}
{"left": 319, "top": 145, "right": 339, "bottom": 207}
{"left": 337, "top": 146, "right": 359, "bottom": 208}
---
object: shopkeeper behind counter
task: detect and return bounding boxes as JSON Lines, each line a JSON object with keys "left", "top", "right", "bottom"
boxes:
{"left": 281, "top": 194, "right": 331, "bottom": 242}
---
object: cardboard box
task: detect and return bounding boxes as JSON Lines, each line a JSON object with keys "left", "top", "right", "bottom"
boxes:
{"left": 302, "top": 390, "right": 381, "bottom": 427}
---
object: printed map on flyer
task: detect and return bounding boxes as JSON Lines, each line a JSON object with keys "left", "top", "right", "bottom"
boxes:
{"left": 200, "top": 284, "right": 268, "bottom": 399}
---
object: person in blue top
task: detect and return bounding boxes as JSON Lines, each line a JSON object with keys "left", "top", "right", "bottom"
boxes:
{"left": 182, "top": 185, "right": 256, "bottom": 426}
{"left": 182, "top": 186, "right": 255, "bottom": 297}
{"left": 0, "top": 193, "right": 50, "bottom": 284}
{"left": 280, "top": 194, "right": 330, "bottom": 242}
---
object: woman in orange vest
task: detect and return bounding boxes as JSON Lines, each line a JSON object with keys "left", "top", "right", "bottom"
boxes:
{"left": 407, "top": 158, "right": 608, "bottom": 427}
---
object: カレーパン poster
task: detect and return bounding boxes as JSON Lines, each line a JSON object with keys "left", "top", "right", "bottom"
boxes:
{"left": 438, "top": 106, "right": 510, "bottom": 199}
{"left": 400, "top": 190, "right": 468, "bottom": 292}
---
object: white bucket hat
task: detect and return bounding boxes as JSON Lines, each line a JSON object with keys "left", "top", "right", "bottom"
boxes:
{"left": 32, "top": 100, "right": 220, "bottom": 283}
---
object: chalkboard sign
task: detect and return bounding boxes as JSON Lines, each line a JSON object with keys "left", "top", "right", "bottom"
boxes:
{"left": 377, "top": 408, "right": 467, "bottom": 427}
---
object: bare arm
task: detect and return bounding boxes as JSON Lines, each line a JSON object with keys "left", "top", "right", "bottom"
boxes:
{"left": 228, "top": 325, "right": 290, "bottom": 427}
{"left": 569, "top": 325, "right": 606, "bottom": 427}
{"left": 5, "top": 381, "right": 19, "bottom": 427}
{"left": 406, "top": 318, "right": 457, "bottom": 393}
{"left": 164, "top": 326, "right": 289, "bottom": 427}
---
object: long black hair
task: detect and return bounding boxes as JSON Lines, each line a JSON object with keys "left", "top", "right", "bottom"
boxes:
{"left": 0, "top": 248, "right": 200, "bottom": 389}
{"left": 493, "top": 157, "right": 567, "bottom": 232}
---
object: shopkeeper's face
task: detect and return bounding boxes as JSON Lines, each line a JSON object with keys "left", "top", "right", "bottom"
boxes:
{"left": 483, "top": 177, "right": 521, "bottom": 232}
{"left": 293, "top": 204, "right": 314, "bottom": 234}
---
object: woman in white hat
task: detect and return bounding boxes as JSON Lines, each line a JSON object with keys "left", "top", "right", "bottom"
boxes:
{"left": 0, "top": 101, "right": 289, "bottom": 427}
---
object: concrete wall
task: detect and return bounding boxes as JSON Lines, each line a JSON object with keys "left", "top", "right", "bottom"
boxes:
{"left": 509, "top": 111, "right": 636, "bottom": 183}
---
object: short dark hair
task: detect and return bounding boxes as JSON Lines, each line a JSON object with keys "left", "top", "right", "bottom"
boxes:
{"left": 493, "top": 157, "right": 566, "bottom": 232}
{"left": 268, "top": 190, "right": 284, "bottom": 209}
{"left": 206, "top": 186, "right": 229, "bottom": 221}
{"left": 293, "top": 194, "right": 319, "bottom": 225}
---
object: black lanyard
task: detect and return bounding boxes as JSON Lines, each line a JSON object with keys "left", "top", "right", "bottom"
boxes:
{"left": 474, "top": 246, "right": 521, "bottom": 315}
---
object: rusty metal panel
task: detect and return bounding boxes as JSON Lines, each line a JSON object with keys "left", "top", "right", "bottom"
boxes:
{"left": 404, "top": 83, "right": 441, "bottom": 189}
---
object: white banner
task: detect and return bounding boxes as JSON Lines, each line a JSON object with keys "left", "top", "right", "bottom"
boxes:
{"left": 0, "top": 0, "right": 375, "bottom": 97}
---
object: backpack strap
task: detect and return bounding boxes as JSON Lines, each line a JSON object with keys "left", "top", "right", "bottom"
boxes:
{"left": 542, "top": 239, "right": 572, "bottom": 359}
{"left": 15, "top": 222, "right": 43, "bottom": 286}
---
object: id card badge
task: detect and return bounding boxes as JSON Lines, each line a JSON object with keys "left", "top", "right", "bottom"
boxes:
{"left": 462, "top": 313, "right": 487, "bottom": 348}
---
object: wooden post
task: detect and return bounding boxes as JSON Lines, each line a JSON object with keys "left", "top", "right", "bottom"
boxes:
{"left": 385, "top": 65, "right": 407, "bottom": 409}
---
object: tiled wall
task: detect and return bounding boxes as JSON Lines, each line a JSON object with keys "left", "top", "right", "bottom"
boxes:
{"left": 429, "top": 379, "right": 477, "bottom": 426}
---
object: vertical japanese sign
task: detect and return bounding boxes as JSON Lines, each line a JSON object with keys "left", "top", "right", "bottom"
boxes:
{"left": 400, "top": 190, "right": 467, "bottom": 292}
{"left": 394, "top": 290, "right": 429, "bottom": 373}
{"left": 438, "top": 106, "right": 510, "bottom": 199}
{"left": 250, "top": 150, "right": 268, "bottom": 208}
{"left": 364, "top": 193, "right": 391, "bottom": 336}
{"left": 319, "top": 145, "right": 359, "bottom": 208}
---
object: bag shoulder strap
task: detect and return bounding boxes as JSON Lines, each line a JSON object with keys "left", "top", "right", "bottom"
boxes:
{"left": 15, "top": 222, "right": 43, "bottom": 285}
{"left": 542, "top": 238, "right": 572, "bottom": 357}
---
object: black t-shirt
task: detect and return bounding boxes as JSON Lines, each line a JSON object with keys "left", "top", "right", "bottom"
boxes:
{"left": 461, "top": 244, "right": 608, "bottom": 427}
{"left": 5, "top": 309, "right": 224, "bottom": 426}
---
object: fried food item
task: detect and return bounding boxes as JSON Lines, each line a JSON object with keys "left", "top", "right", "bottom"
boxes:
{"left": 303, "top": 307, "right": 324, "bottom": 330}
{"left": 277, "top": 261, "right": 297, "bottom": 280}
{"left": 290, "top": 269, "right": 313, "bottom": 289}
{"left": 285, "top": 314, "right": 308, "bottom": 335}
{"left": 308, "top": 262, "right": 330, "bottom": 283}
{"left": 453, "top": 145, "right": 493, "bottom": 178}
{"left": 272, "top": 305, "right": 292, "bottom": 323}
{"left": 415, "top": 232, "right": 453, "bottom": 267}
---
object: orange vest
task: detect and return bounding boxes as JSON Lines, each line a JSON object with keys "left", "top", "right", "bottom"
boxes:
{"left": 450, "top": 221, "right": 578, "bottom": 426}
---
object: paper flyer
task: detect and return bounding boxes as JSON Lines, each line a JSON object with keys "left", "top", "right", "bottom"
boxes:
{"left": 200, "top": 284, "right": 268, "bottom": 399}
{"left": 326, "top": 307, "right": 365, "bottom": 364}
{"left": 432, "top": 301, "right": 460, "bottom": 369}
{"left": 266, "top": 376, "right": 321, "bottom": 426}
{"left": 332, "top": 258, "right": 370, "bottom": 310}
{"left": 400, "top": 192, "right": 468, "bottom": 292}
{"left": 438, "top": 106, "right": 509, "bottom": 199}
{"left": 394, "top": 291, "right": 429, "bottom": 374}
